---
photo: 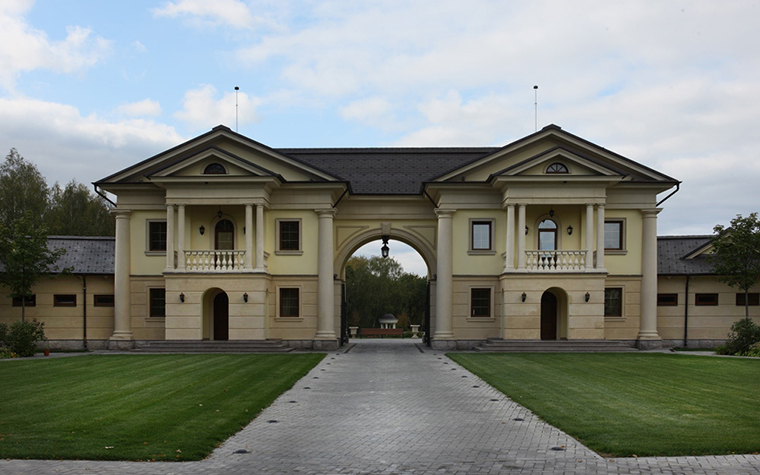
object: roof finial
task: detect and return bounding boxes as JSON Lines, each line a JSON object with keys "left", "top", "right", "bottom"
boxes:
{"left": 534, "top": 85, "right": 538, "bottom": 132}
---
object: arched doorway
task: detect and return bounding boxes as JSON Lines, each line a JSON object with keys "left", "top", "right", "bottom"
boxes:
{"left": 213, "top": 292, "right": 229, "bottom": 341}
{"left": 540, "top": 291, "right": 558, "bottom": 340}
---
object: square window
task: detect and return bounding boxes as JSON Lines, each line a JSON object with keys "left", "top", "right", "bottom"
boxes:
{"left": 695, "top": 293, "right": 718, "bottom": 306}
{"left": 54, "top": 294, "right": 77, "bottom": 307}
{"left": 148, "top": 221, "right": 167, "bottom": 252}
{"left": 471, "top": 221, "right": 492, "bottom": 250}
{"left": 471, "top": 288, "right": 491, "bottom": 317}
{"left": 604, "top": 220, "right": 623, "bottom": 250}
{"left": 604, "top": 288, "right": 622, "bottom": 317}
{"left": 280, "top": 288, "right": 299, "bottom": 317}
{"left": 657, "top": 293, "right": 678, "bottom": 306}
{"left": 736, "top": 293, "right": 759, "bottom": 306}
{"left": 94, "top": 295, "right": 115, "bottom": 307}
{"left": 279, "top": 220, "right": 300, "bottom": 251}
{"left": 149, "top": 288, "right": 166, "bottom": 318}
{"left": 11, "top": 295, "right": 36, "bottom": 307}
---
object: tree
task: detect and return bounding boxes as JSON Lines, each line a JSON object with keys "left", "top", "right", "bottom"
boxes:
{"left": 47, "top": 180, "right": 115, "bottom": 236}
{"left": 0, "top": 213, "right": 69, "bottom": 321}
{"left": 709, "top": 213, "right": 760, "bottom": 317}
{"left": 0, "top": 148, "right": 49, "bottom": 226}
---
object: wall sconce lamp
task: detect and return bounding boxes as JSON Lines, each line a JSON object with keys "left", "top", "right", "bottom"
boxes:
{"left": 521, "top": 292, "right": 527, "bottom": 302}
{"left": 179, "top": 292, "right": 185, "bottom": 303}
{"left": 585, "top": 292, "right": 590, "bottom": 302}
{"left": 217, "top": 209, "right": 223, "bottom": 219}
{"left": 381, "top": 235, "right": 390, "bottom": 258}
{"left": 567, "top": 225, "right": 573, "bottom": 235}
{"left": 243, "top": 292, "right": 248, "bottom": 303}
{"left": 549, "top": 207, "right": 555, "bottom": 218}
{"left": 199, "top": 225, "right": 205, "bottom": 235}
{"left": 525, "top": 226, "right": 529, "bottom": 235}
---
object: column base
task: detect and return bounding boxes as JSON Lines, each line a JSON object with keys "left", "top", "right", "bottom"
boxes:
{"left": 312, "top": 339, "right": 339, "bottom": 351}
{"left": 315, "top": 331, "right": 337, "bottom": 340}
{"left": 431, "top": 340, "right": 458, "bottom": 351}
{"left": 110, "top": 331, "right": 133, "bottom": 340}
{"left": 433, "top": 331, "right": 454, "bottom": 340}
{"left": 636, "top": 332, "right": 662, "bottom": 350}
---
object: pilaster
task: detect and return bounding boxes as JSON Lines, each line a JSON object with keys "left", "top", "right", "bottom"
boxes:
{"left": 434, "top": 209, "right": 455, "bottom": 340}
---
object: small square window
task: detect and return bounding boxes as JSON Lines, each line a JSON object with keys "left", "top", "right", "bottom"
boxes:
{"left": 471, "top": 288, "right": 491, "bottom": 317}
{"left": 12, "top": 295, "right": 36, "bottom": 307}
{"left": 148, "top": 221, "right": 167, "bottom": 252}
{"left": 736, "top": 293, "right": 759, "bottom": 306}
{"left": 280, "top": 288, "right": 299, "bottom": 317}
{"left": 149, "top": 288, "right": 166, "bottom": 318}
{"left": 604, "top": 288, "right": 622, "bottom": 317}
{"left": 604, "top": 220, "right": 624, "bottom": 250}
{"left": 54, "top": 294, "right": 77, "bottom": 307}
{"left": 277, "top": 220, "right": 301, "bottom": 253}
{"left": 657, "top": 293, "right": 678, "bottom": 306}
{"left": 695, "top": 293, "right": 718, "bottom": 306}
{"left": 94, "top": 295, "right": 115, "bottom": 307}
{"left": 471, "top": 222, "right": 492, "bottom": 250}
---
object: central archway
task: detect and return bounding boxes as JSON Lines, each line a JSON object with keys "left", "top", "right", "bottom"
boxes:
{"left": 334, "top": 227, "right": 437, "bottom": 346}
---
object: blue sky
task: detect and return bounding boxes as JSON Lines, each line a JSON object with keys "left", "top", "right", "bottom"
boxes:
{"left": 2, "top": 0, "right": 759, "bottom": 276}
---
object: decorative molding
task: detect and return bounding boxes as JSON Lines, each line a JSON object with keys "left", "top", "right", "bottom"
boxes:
{"left": 335, "top": 225, "right": 369, "bottom": 251}
{"left": 403, "top": 225, "right": 437, "bottom": 250}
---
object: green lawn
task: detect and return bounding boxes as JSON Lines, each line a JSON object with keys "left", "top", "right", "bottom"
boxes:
{"left": 448, "top": 353, "right": 760, "bottom": 457}
{"left": 0, "top": 353, "right": 324, "bottom": 461}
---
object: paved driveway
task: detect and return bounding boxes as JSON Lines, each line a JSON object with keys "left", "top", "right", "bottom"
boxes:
{"left": 1, "top": 339, "right": 759, "bottom": 474}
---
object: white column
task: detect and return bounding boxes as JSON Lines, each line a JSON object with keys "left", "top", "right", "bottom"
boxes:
{"left": 434, "top": 209, "right": 455, "bottom": 340}
{"left": 504, "top": 204, "right": 515, "bottom": 272}
{"left": 596, "top": 204, "right": 605, "bottom": 270}
{"left": 639, "top": 209, "right": 662, "bottom": 344}
{"left": 177, "top": 205, "right": 185, "bottom": 271}
{"left": 315, "top": 208, "right": 337, "bottom": 340}
{"left": 255, "top": 204, "right": 265, "bottom": 271}
{"left": 165, "top": 204, "right": 175, "bottom": 272}
{"left": 517, "top": 204, "right": 526, "bottom": 270}
{"left": 111, "top": 211, "right": 132, "bottom": 340}
{"left": 245, "top": 204, "right": 254, "bottom": 271}
{"left": 585, "top": 204, "right": 594, "bottom": 269}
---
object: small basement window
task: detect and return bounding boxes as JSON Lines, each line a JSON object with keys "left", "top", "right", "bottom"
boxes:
{"left": 12, "top": 295, "right": 36, "bottom": 307}
{"left": 736, "top": 293, "right": 760, "bottom": 306}
{"left": 695, "top": 293, "right": 718, "bottom": 306}
{"left": 94, "top": 295, "right": 115, "bottom": 307}
{"left": 657, "top": 293, "right": 678, "bottom": 306}
{"left": 54, "top": 294, "right": 77, "bottom": 307}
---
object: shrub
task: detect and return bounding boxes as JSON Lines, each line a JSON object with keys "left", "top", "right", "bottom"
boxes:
{"left": 0, "top": 347, "right": 18, "bottom": 359}
{"left": 743, "top": 342, "right": 760, "bottom": 358}
{"left": 1, "top": 319, "right": 46, "bottom": 357}
{"left": 724, "top": 317, "right": 760, "bottom": 355}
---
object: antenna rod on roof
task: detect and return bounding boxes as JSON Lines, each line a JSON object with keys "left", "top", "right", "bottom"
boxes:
{"left": 533, "top": 85, "right": 538, "bottom": 132}
{"left": 234, "top": 86, "right": 239, "bottom": 132}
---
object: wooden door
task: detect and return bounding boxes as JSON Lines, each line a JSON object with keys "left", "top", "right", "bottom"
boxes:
{"left": 213, "top": 292, "right": 229, "bottom": 341}
{"left": 540, "top": 292, "right": 557, "bottom": 340}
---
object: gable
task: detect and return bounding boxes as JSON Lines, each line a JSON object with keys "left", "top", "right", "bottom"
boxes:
{"left": 96, "top": 125, "right": 342, "bottom": 188}
{"left": 431, "top": 125, "right": 677, "bottom": 185}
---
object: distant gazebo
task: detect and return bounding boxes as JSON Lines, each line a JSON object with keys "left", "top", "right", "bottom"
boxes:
{"left": 379, "top": 314, "right": 398, "bottom": 329}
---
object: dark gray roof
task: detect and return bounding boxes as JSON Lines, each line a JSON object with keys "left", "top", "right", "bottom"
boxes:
{"left": 277, "top": 148, "right": 497, "bottom": 194}
{"left": 47, "top": 236, "right": 114, "bottom": 275}
{"left": 658, "top": 235, "right": 714, "bottom": 275}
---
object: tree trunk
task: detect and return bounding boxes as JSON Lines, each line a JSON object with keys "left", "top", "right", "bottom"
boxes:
{"left": 21, "top": 298, "right": 25, "bottom": 322}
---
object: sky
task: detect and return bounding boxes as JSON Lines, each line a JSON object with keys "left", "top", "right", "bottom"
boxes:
{"left": 1, "top": 0, "right": 759, "bottom": 277}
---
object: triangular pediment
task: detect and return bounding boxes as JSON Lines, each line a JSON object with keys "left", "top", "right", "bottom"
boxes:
{"left": 430, "top": 125, "right": 677, "bottom": 185}
{"left": 95, "top": 125, "right": 342, "bottom": 187}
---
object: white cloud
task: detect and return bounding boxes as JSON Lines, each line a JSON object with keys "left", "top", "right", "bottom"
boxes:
{"left": 116, "top": 99, "right": 162, "bottom": 117}
{"left": 174, "top": 84, "right": 260, "bottom": 131}
{"left": 0, "top": 96, "right": 183, "bottom": 189}
{"left": 340, "top": 96, "right": 400, "bottom": 130}
{"left": 0, "top": 1, "right": 111, "bottom": 91}
{"left": 152, "top": 0, "right": 257, "bottom": 29}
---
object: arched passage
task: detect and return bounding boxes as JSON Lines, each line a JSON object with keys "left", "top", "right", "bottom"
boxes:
{"left": 540, "top": 287, "right": 569, "bottom": 340}
{"left": 334, "top": 228, "right": 437, "bottom": 346}
{"left": 202, "top": 287, "right": 229, "bottom": 341}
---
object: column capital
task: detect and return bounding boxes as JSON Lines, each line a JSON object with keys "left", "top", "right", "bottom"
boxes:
{"left": 435, "top": 208, "right": 456, "bottom": 218}
{"left": 315, "top": 208, "right": 337, "bottom": 218}
{"left": 641, "top": 208, "right": 661, "bottom": 218}
{"left": 111, "top": 209, "right": 132, "bottom": 218}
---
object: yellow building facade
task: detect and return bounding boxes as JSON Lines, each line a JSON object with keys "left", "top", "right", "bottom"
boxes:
{"left": 9, "top": 125, "right": 751, "bottom": 351}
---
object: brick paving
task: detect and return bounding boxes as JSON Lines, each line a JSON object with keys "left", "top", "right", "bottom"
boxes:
{"left": 1, "top": 339, "right": 759, "bottom": 474}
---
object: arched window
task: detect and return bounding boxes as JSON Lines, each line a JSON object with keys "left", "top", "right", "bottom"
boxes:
{"left": 546, "top": 163, "right": 569, "bottom": 174}
{"left": 203, "top": 163, "right": 227, "bottom": 175}
{"left": 215, "top": 219, "right": 234, "bottom": 250}
{"left": 538, "top": 219, "right": 557, "bottom": 251}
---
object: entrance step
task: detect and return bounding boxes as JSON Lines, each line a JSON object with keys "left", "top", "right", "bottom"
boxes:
{"left": 473, "top": 339, "right": 638, "bottom": 353}
{"left": 133, "top": 339, "right": 294, "bottom": 353}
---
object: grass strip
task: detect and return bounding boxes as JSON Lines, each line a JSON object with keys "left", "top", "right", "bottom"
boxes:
{"left": 448, "top": 353, "right": 760, "bottom": 457}
{"left": 0, "top": 353, "right": 323, "bottom": 461}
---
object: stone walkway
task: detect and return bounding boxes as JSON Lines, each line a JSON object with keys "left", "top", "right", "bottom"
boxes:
{"left": 1, "top": 339, "right": 759, "bottom": 474}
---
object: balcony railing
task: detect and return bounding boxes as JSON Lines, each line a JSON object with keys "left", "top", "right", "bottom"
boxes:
{"left": 184, "top": 250, "right": 245, "bottom": 272}
{"left": 525, "top": 250, "right": 587, "bottom": 272}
